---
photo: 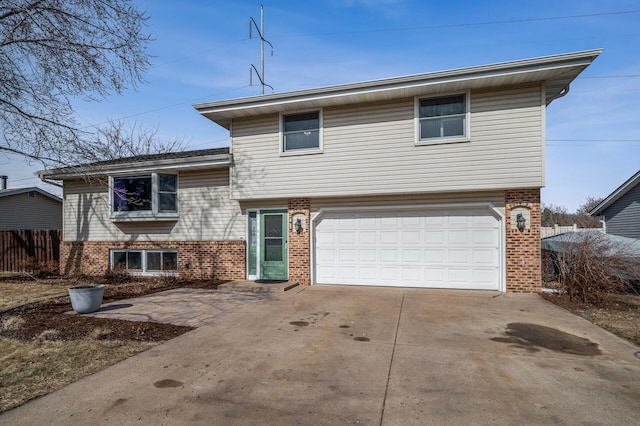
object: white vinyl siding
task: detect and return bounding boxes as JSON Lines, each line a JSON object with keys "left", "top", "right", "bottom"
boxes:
{"left": 230, "top": 84, "right": 544, "bottom": 200}
{"left": 63, "top": 169, "right": 244, "bottom": 242}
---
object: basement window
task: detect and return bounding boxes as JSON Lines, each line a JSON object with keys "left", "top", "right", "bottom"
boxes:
{"left": 111, "top": 249, "right": 178, "bottom": 275}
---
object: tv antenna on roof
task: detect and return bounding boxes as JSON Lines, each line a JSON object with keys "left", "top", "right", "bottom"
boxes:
{"left": 249, "top": 4, "right": 274, "bottom": 95}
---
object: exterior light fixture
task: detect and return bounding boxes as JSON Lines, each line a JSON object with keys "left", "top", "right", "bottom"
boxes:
{"left": 516, "top": 213, "right": 526, "bottom": 232}
{"left": 294, "top": 217, "right": 303, "bottom": 234}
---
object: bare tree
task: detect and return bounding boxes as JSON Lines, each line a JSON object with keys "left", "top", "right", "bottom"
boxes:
{"left": 541, "top": 203, "right": 572, "bottom": 227}
{"left": 80, "top": 120, "right": 185, "bottom": 163}
{"left": 0, "top": 0, "right": 179, "bottom": 167}
{"left": 542, "top": 196, "right": 604, "bottom": 228}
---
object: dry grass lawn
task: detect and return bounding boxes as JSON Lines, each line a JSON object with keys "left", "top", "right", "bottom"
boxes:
{"left": 0, "top": 336, "right": 157, "bottom": 412}
{"left": 0, "top": 280, "right": 70, "bottom": 311}
{"left": 0, "top": 276, "right": 175, "bottom": 413}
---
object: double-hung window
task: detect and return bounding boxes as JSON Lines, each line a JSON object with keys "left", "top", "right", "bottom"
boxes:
{"left": 282, "top": 111, "right": 322, "bottom": 154}
{"left": 417, "top": 94, "right": 469, "bottom": 144}
{"left": 111, "top": 173, "right": 178, "bottom": 220}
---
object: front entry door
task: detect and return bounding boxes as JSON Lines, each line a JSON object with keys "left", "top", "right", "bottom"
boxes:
{"left": 260, "top": 210, "right": 288, "bottom": 280}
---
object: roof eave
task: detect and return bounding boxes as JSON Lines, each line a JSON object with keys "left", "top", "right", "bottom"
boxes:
{"left": 38, "top": 154, "right": 231, "bottom": 180}
{"left": 195, "top": 49, "right": 603, "bottom": 129}
{"left": 590, "top": 170, "right": 640, "bottom": 216}
{"left": 0, "top": 187, "right": 62, "bottom": 202}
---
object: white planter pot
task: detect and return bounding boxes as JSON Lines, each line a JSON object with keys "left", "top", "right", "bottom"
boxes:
{"left": 68, "top": 284, "right": 105, "bottom": 314}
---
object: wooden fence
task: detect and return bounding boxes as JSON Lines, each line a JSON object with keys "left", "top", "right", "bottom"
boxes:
{"left": 0, "top": 230, "right": 61, "bottom": 272}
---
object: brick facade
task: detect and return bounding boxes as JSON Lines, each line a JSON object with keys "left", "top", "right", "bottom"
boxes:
{"left": 505, "top": 189, "right": 542, "bottom": 293}
{"left": 60, "top": 240, "right": 246, "bottom": 281}
{"left": 287, "top": 198, "right": 311, "bottom": 285}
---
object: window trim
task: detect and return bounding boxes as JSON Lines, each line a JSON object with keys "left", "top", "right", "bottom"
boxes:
{"left": 414, "top": 91, "right": 470, "bottom": 146}
{"left": 110, "top": 249, "right": 179, "bottom": 276}
{"left": 110, "top": 172, "right": 179, "bottom": 222}
{"left": 279, "top": 109, "right": 323, "bottom": 156}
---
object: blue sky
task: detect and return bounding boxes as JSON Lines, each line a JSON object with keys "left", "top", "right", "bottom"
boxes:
{"left": 3, "top": 0, "right": 639, "bottom": 212}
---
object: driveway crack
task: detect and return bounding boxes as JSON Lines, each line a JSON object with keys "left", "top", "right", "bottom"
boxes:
{"left": 379, "top": 293, "right": 404, "bottom": 426}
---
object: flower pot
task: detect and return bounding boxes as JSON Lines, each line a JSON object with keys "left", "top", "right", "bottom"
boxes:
{"left": 68, "top": 284, "right": 105, "bottom": 314}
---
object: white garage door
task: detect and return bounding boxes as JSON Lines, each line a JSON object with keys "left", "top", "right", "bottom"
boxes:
{"left": 314, "top": 208, "right": 501, "bottom": 290}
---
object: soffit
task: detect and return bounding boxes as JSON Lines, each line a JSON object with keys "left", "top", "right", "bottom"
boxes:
{"left": 195, "top": 49, "right": 602, "bottom": 129}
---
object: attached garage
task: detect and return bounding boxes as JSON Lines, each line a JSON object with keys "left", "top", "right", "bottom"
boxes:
{"left": 313, "top": 206, "right": 503, "bottom": 290}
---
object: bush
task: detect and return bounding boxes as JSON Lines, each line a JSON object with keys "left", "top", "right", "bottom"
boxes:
{"left": 548, "top": 232, "right": 640, "bottom": 303}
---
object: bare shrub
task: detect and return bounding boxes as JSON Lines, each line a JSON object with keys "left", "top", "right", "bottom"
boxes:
{"left": 103, "top": 266, "right": 130, "bottom": 284}
{"left": 1, "top": 316, "right": 26, "bottom": 332}
{"left": 36, "top": 329, "right": 61, "bottom": 342}
{"left": 89, "top": 327, "right": 112, "bottom": 340}
{"left": 18, "top": 258, "right": 60, "bottom": 278}
{"left": 550, "top": 232, "right": 640, "bottom": 303}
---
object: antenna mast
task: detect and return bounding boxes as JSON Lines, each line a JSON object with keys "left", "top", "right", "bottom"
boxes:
{"left": 249, "top": 4, "right": 274, "bottom": 94}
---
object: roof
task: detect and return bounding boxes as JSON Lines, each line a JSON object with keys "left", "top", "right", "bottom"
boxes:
{"left": 195, "top": 49, "right": 603, "bottom": 129}
{"left": 0, "top": 187, "right": 62, "bottom": 203}
{"left": 38, "top": 147, "right": 230, "bottom": 180}
{"left": 590, "top": 169, "right": 640, "bottom": 216}
{"left": 541, "top": 230, "right": 640, "bottom": 258}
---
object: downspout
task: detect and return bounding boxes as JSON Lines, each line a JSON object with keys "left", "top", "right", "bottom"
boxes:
{"left": 546, "top": 84, "right": 570, "bottom": 106}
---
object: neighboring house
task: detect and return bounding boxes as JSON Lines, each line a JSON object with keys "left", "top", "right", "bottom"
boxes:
{"left": 0, "top": 186, "right": 62, "bottom": 230}
{"left": 590, "top": 170, "right": 640, "bottom": 239}
{"left": 541, "top": 231, "right": 640, "bottom": 282}
{"left": 38, "top": 49, "right": 602, "bottom": 293}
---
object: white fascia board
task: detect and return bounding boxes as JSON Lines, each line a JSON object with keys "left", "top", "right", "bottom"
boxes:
{"left": 38, "top": 155, "right": 230, "bottom": 180}
{"left": 195, "top": 49, "right": 602, "bottom": 128}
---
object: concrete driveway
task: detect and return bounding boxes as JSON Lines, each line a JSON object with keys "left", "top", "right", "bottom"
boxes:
{"left": 2, "top": 285, "right": 640, "bottom": 425}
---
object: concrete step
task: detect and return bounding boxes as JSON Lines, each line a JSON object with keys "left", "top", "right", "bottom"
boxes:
{"left": 217, "top": 280, "right": 299, "bottom": 294}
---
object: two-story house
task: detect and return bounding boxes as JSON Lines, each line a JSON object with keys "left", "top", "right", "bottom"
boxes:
{"left": 39, "top": 49, "right": 602, "bottom": 293}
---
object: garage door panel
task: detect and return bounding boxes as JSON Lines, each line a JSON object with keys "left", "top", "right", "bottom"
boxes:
{"left": 359, "top": 231, "right": 377, "bottom": 244}
{"left": 448, "top": 249, "right": 470, "bottom": 264}
{"left": 448, "top": 230, "right": 470, "bottom": 244}
{"left": 425, "top": 230, "right": 444, "bottom": 243}
{"left": 380, "top": 249, "right": 398, "bottom": 263}
{"left": 315, "top": 208, "right": 501, "bottom": 290}
{"left": 401, "top": 231, "right": 421, "bottom": 244}
{"left": 472, "top": 229, "right": 498, "bottom": 245}
{"left": 402, "top": 249, "right": 421, "bottom": 263}
{"left": 425, "top": 249, "right": 444, "bottom": 263}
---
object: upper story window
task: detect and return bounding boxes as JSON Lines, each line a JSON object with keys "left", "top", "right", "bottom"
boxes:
{"left": 111, "top": 173, "right": 178, "bottom": 221}
{"left": 281, "top": 110, "right": 322, "bottom": 154}
{"left": 416, "top": 93, "right": 469, "bottom": 144}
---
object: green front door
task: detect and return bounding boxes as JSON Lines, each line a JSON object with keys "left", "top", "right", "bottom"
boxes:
{"left": 260, "top": 210, "right": 288, "bottom": 280}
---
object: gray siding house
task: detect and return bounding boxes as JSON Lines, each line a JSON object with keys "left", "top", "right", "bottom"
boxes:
{"left": 39, "top": 50, "right": 602, "bottom": 293}
{"left": 0, "top": 187, "right": 62, "bottom": 230}
{"left": 590, "top": 170, "right": 640, "bottom": 239}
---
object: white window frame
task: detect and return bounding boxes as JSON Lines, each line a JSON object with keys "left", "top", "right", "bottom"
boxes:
{"left": 110, "top": 172, "right": 179, "bottom": 222}
{"left": 110, "top": 249, "right": 179, "bottom": 276}
{"left": 279, "top": 109, "right": 323, "bottom": 156}
{"left": 414, "top": 91, "right": 470, "bottom": 146}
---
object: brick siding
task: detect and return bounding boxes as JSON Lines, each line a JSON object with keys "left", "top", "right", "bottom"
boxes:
{"left": 505, "top": 189, "right": 542, "bottom": 293}
{"left": 287, "top": 198, "right": 311, "bottom": 285}
{"left": 60, "top": 240, "right": 245, "bottom": 281}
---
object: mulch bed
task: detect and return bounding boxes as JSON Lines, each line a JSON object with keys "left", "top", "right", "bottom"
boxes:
{"left": 0, "top": 278, "right": 223, "bottom": 342}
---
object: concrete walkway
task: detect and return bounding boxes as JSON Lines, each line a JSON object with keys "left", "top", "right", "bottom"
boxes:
{"left": 84, "top": 280, "right": 297, "bottom": 327}
{"left": 3, "top": 285, "right": 640, "bottom": 425}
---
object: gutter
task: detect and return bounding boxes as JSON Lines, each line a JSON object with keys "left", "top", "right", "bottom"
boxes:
{"left": 38, "top": 154, "right": 231, "bottom": 180}
{"left": 38, "top": 173, "right": 63, "bottom": 188}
